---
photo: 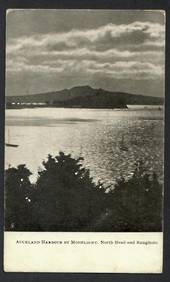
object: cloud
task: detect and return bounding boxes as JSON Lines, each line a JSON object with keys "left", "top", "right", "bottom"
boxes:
{"left": 7, "top": 21, "right": 164, "bottom": 53}
{"left": 6, "top": 21, "right": 165, "bottom": 81}
{"left": 86, "top": 61, "right": 163, "bottom": 80}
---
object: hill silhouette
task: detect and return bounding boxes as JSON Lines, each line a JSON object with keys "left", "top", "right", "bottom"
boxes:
{"left": 6, "top": 85, "right": 163, "bottom": 109}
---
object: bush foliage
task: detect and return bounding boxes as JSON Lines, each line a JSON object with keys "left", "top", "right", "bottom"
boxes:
{"left": 5, "top": 152, "right": 162, "bottom": 231}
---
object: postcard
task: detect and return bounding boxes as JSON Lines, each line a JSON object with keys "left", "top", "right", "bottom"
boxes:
{"left": 4, "top": 9, "right": 165, "bottom": 272}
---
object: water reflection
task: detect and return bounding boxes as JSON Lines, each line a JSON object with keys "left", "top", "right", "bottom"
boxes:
{"left": 5, "top": 107, "right": 164, "bottom": 188}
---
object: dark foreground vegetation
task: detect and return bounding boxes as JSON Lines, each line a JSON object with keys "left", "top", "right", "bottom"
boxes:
{"left": 5, "top": 152, "right": 162, "bottom": 232}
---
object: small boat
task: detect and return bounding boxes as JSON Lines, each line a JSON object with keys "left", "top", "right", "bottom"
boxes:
{"left": 5, "top": 143, "right": 19, "bottom": 148}
{"left": 119, "top": 136, "right": 128, "bottom": 151}
{"left": 5, "top": 130, "right": 19, "bottom": 148}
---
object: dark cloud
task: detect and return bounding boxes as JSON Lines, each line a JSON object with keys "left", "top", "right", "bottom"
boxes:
{"left": 6, "top": 10, "right": 165, "bottom": 97}
{"left": 6, "top": 9, "right": 165, "bottom": 39}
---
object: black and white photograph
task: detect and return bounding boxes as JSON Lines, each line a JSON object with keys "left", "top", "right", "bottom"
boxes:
{"left": 4, "top": 9, "right": 165, "bottom": 272}
{"left": 5, "top": 9, "right": 164, "bottom": 232}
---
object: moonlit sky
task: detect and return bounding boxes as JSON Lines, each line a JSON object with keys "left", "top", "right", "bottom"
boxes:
{"left": 6, "top": 9, "right": 165, "bottom": 97}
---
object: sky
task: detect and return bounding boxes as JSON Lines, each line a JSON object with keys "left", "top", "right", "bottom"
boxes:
{"left": 6, "top": 9, "right": 165, "bottom": 97}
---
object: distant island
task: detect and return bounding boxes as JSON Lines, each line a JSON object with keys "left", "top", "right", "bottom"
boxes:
{"left": 6, "top": 85, "right": 164, "bottom": 109}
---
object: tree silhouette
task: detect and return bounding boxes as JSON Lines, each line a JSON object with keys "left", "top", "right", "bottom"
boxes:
{"left": 5, "top": 164, "right": 33, "bottom": 231}
{"left": 33, "top": 152, "right": 107, "bottom": 231}
{"left": 97, "top": 161, "right": 162, "bottom": 231}
{"left": 5, "top": 154, "right": 163, "bottom": 232}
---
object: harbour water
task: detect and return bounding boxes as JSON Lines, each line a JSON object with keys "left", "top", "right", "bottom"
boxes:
{"left": 5, "top": 106, "right": 164, "bottom": 188}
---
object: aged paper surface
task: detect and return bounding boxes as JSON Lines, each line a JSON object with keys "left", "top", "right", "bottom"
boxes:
{"left": 4, "top": 232, "right": 162, "bottom": 273}
{"left": 4, "top": 9, "right": 164, "bottom": 272}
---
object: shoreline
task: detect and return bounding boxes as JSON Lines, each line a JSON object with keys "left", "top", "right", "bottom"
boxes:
{"left": 5, "top": 104, "right": 164, "bottom": 110}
